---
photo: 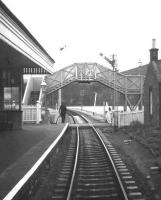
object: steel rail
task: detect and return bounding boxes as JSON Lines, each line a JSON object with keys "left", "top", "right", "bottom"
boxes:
{"left": 68, "top": 110, "right": 90, "bottom": 124}
{"left": 70, "top": 111, "right": 129, "bottom": 199}
{"left": 67, "top": 111, "right": 78, "bottom": 124}
{"left": 91, "top": 124, "right": 129, "bottom": 200}
{"left": 66, "top": 125, "right": 80, "bottom": 200}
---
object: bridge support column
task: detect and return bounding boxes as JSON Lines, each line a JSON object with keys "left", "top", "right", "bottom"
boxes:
{"left": 58, "top": 89, "right": 61, "bottom": 108}
{"left": 124, "top": 77, "right": 127, "bottom": 111}
{"left": 138, "top": 94, "right": 143, "bottom": 110}
{"left": 124, "top": 94, "right": 127, "bottom": 111}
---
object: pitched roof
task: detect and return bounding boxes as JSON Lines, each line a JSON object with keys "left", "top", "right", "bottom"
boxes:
{"left": 122, "top": 60, "right": 161, "bottom": 82}
{"left": 0, "top": 0, "right": 55, "bottom": 63}
{"left": 121, "top": 64, "right": 148, "bottom": 76}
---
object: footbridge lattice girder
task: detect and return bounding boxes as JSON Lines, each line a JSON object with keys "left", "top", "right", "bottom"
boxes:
{"left": 46, "top": 63, "right": 144, "bottom": 94}
{"left": 46, "top": 63, "right": 144, "bottom": 110}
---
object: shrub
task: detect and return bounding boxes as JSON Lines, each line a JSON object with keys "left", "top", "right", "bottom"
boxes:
{"left": 130, "top": 120, "right": 143, "bottom": 128}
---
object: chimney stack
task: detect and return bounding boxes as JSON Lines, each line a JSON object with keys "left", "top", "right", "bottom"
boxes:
{"left": 150, "top": 38, "right": 159, "bottom": 62}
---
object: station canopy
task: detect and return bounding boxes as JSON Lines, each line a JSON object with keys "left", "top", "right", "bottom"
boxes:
{"left": 0, "top": 1, "right": 55, "bottom": 74}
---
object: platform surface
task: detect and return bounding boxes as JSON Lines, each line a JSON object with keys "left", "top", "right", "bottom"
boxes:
{"left": 0, "top": 123, "right": 66, "bottom": 199}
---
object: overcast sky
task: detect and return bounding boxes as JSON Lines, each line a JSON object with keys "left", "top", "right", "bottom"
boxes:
{"left": 2, "top": 0, "right": 161, "bottom": 72}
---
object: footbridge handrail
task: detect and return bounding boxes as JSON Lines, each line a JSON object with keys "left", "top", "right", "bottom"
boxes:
{"left": 46, "top": 63, "right": 144, "bottom": 95}
{"left": 45, "top": 63, "right": 144, "bottom": 111}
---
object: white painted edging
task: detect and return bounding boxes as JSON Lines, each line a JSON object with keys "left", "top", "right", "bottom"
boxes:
{"left": 3, "top": 123, "right": 69, "bottom": 200}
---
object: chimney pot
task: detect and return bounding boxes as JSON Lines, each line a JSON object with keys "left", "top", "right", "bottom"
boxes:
{"left": 150, "top": 39, "right": 159, "bottom": 62}
{"left": 152, "top": 38, "right": 156, "bottom": 48}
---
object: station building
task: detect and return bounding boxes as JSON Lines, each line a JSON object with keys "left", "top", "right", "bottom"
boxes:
{"left": 144, "top": 43, "right": 161, "bottom": 127}
{"left": 123, "top": 39, "right": 161, "bottom": 127}
{"left": 0, "top": 1, "right": 55, "bottom": 130}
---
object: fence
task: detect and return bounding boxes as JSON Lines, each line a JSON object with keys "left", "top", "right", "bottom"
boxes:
{"left": 69, "top": 106, "right": 144, "bottom": 127}
{"left": 22, "top": 103, "right": 41, "bottom": 123}
{"left": 117, "top": 110, "right": 144, "bottom": 127}
{"left": 22, "top": 104, "right": 144, "bottom": 126}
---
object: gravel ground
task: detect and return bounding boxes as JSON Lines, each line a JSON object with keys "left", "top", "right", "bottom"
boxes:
{"left": 99, "top": 125, "right": 161, "bottom": 200}
{"left": 81, "top": 112, "right": 161, "bottom": 199}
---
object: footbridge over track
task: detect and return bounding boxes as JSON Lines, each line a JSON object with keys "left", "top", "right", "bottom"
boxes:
{"left": 46, "top": 63, "right": 144, "bottom": 111}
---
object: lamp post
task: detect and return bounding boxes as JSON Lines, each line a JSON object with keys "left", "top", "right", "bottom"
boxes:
{"left": 94, "top": 92, "right": 97, "bottom": 107}
{"left": 80, "top": 89, "right": 84, "bottom": 110}
{"left": 40, "top": 78, "right": 48, "bottom": 123}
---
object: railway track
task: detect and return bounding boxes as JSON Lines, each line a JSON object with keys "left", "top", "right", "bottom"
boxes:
{"left": 68, "top": 126, "right": 128, "bottom": 200}
{"left": 22, "top": 111, "right": 144, "bottom": 200}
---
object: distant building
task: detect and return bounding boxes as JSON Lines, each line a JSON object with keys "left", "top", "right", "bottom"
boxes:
{"left": 122, "top": 64, "right": 148, "bottom": 76}
{"left": 123, "top": 39, "right": 161, "bottom": 127}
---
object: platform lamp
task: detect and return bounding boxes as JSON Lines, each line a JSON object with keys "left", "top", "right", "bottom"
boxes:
{"left": 40, "top": 78, "right": 48, "bottom": 123}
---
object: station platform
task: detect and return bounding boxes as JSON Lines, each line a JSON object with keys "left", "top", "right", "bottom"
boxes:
{"left": 0, "top": 123, "right": 66, "bottom": 199}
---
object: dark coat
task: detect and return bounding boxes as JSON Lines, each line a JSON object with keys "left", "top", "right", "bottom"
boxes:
{"left": 59, "top": 104, "right": 67, "bottom": 116}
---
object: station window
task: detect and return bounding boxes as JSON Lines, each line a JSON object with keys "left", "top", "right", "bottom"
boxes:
{"left": 4, "top": 87, "right": 19, "bottom": 110}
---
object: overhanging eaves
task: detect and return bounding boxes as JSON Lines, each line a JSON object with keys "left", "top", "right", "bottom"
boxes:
{"left": 0, "top": 2, "right": 55, "bottom": 74}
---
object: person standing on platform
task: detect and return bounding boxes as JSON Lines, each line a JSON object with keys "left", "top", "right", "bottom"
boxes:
{"left": 105, "top": 102, "right": 112, "bottom": 124}
{"left": 59, "top": 102, "right": 67, "bottom": 123}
